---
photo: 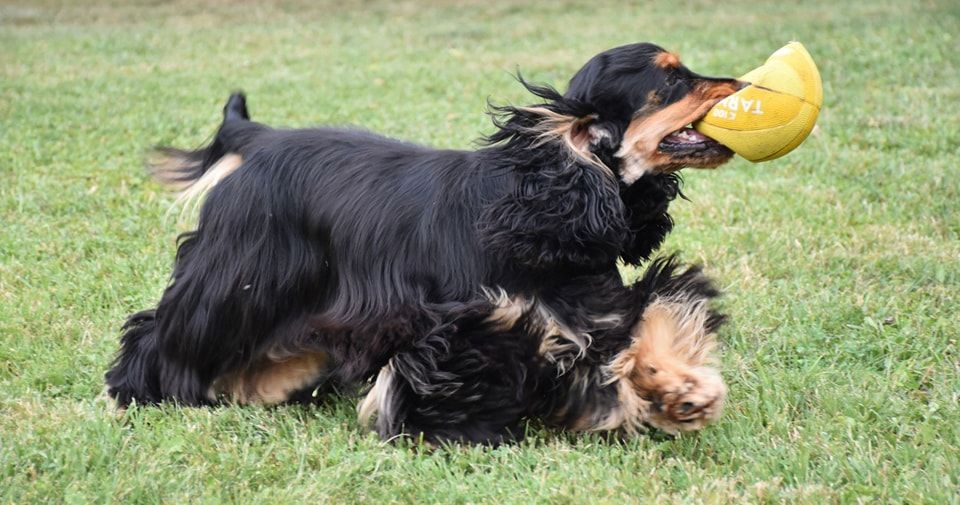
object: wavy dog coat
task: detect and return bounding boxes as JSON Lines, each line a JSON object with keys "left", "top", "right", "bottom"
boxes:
{"left": 107, "top": 43, "right": 740, "bottom": 443}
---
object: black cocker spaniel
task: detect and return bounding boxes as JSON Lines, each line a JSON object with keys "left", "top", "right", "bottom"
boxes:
{"left": 106, "top": 42, "right": 742, "bottom": 445}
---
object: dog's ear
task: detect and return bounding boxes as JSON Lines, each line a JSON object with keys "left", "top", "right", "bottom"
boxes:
{"left": 587, "top": 121, "right": 617, "bottom": 150}
{"left": 571, "top": 117, "right": 623, "bottom": 160}
{"left": 584, "top": 119, "right": 625, "bottom": 168}
{"left": 512, "top": 107, "right": 620, "bottom": 172}
{"left": 487, "top": 76, "right": 624, "bottom": 173}
{"left": 526, "top": 109, "right": 626, "bottom": 171}
{"left": 479, "top": 159, "right": 628, "bottom": 272}
{"left": 558, "top": 114, "right": 620, "bottom": 155}
{"left": 480, "top": 78, "right": 629, "bottom": 270}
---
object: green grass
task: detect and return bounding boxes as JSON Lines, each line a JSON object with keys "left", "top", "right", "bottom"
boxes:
{"left": 2, "top": 0, "right": 959, "bottom": 502}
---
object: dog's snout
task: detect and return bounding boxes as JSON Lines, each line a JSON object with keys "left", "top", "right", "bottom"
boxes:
{"left": 687, "top": 76, "right": 742, "bottom": 102}
{"left": 706, "top": 80, "right": 747, "bottom": 102}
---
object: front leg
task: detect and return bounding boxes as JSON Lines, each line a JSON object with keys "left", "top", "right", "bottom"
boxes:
{"left": 619, "top": 171, "right": 683, "bottom": 265}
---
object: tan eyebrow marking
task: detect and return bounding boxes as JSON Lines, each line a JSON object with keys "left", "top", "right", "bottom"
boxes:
{"left": 655, "top": 51, "right": 681, "bottom": 69}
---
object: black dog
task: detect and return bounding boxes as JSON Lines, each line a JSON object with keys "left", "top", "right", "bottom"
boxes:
{"left": 106, "top": 43, "right": 741, "bottom": 444}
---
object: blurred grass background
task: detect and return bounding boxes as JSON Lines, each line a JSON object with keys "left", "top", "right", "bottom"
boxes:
{"left": 1, "top": 0, "right": 958, "bottom": 502}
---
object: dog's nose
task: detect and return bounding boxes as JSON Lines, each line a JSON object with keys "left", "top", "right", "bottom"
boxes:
{"left": 735, "top": 79, "right": 750, "bottom": 90}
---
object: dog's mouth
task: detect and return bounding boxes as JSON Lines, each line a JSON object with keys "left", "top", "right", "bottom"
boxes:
{"left": 659, "top": 126, "right": 723, "bottom": 153}
{"left": 656, "top": 124, "right": 733, "bottom": 168}
{"left": 617, "top": 82, "right": 742, "bottom": 179}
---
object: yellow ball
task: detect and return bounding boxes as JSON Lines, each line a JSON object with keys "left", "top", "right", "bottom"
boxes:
{"left": 693, "top": 42, "right": 823, "bottom": 162}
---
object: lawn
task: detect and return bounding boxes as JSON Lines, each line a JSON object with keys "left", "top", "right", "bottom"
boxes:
{"left": 1, "top": 0, "right": 959, "bottom": 502}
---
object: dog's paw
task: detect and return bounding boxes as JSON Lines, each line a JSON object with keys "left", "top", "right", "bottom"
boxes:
{"left": 640, "top": 364, "right": 726, "bottom": 434}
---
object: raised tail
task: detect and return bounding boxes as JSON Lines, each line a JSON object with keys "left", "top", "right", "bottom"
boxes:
{"left": 148, "top": 92, "right": 261, "bottom": 192}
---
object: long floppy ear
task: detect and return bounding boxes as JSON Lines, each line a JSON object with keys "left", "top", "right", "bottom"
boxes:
{"left": 479, "top": 150, "right": 628, "bottom": 272}
{"left": 480, "top": 79, "right": 629, "bottom": 271}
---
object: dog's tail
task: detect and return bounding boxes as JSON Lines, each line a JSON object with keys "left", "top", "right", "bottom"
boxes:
{"left": 149, "top": 92, "right": 262, "bottom": 193}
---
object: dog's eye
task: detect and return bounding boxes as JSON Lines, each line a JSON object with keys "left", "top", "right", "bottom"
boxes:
{"left": 664, "top": 71, "right": 680, "bottom": 87}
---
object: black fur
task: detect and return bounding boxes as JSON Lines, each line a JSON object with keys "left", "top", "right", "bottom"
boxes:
{"left": 375, "top": 300, "right": 539, "bottom": 444}
{"left": 107, "top": 42, "right": 736, "bottom": 444}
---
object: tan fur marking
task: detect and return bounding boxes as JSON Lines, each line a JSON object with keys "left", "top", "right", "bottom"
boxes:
{"left": 482, "top": 288, "right": 532, "bottom": 331}
{"left": 655, "top": 51, "right": 682, "bottom": 69}
{"left": 212, "top": 351, "right": 328, "bottom": 405}
{"left": 535, "top": 304, "right": 592, "bottom": 375}
{"left": 646, "top": 90, "right": 662, "bottom": 106}
{"left": 616, "top": 81, "right": 740, "bottom": 183}
{"left": 482, "top": 289, "right": 593, "bottom": 376}
{"left": 632, "top": 300, "right": 717, "bottom": 366}
{"left": 171, "top": 153, "right": 243, "bottom": 220}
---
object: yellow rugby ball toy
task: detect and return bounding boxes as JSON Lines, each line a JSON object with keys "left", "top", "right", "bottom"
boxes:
{"left": 693, "top": 42, "right": 822, "bottom": 162}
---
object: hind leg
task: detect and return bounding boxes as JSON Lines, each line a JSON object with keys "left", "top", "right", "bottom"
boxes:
{"left": 104, "top": 309, "right": 220, "bottom": 408}
{"left": 105, "top": 310, "right": 167, "bottom": 407}
{"left": 105, "top": 310, "right": 332, "bottom": 408}
{"left": 106, "top": 309, "right": 332, "bottom": 408}
{"left": 106, "top": 210, "right": 329, "bottom": 408}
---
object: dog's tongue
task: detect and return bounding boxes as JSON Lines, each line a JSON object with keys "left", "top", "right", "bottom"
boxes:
{"left": 663, "top": 128, "right": 712, "bottom": 144}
